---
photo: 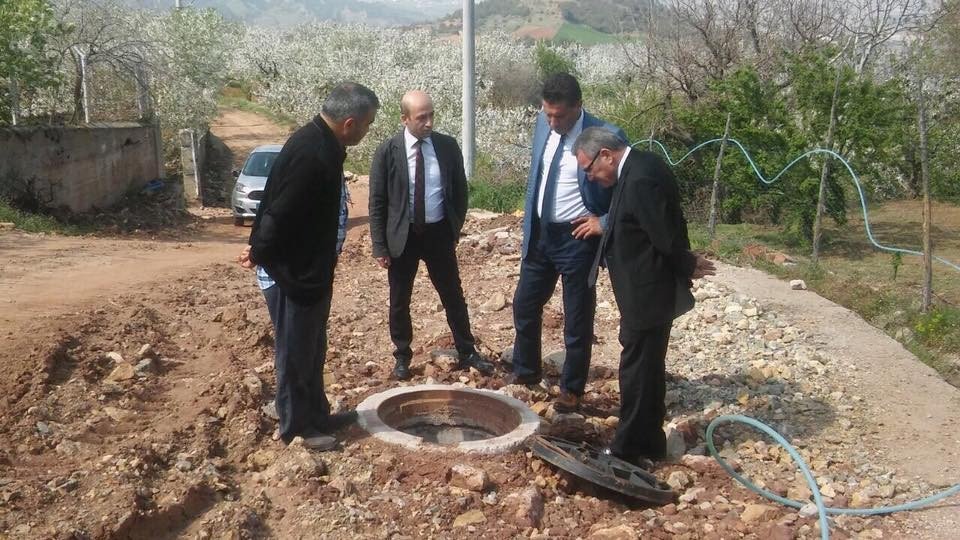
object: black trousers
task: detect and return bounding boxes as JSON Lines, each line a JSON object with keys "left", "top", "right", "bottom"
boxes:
{"left": 263, "top": 285, "right": 332, "bottom": 443}
{"left": 388, "top": 220, "right": 476, "bottom": 362}
{"left": 610, "top": 321, "right": 672, "bottom": 459}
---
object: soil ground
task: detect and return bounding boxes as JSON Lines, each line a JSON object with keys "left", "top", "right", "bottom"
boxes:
{"left": 0, "top": 109, "right": 957, "bottom": 539}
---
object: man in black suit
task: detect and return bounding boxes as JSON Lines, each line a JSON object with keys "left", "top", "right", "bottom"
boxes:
{"left": 572, "top": 127, "right": 716, "bottom": 463}
{"left": 369, "top": 90, "right": 494, "bottom": 380}
{"left": 239, "top": 82, "right": 379, "bottom": 450}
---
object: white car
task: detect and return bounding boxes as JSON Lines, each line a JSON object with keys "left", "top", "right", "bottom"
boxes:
{"left": 231, "top": 144, "right": 283, "bottom": 226}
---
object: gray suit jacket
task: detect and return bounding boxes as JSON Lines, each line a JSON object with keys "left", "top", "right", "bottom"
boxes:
{"left": 369, "top": 130, "right": 469, "bottom": 258}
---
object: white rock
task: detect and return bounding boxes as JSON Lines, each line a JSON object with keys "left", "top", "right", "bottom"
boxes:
{"left": 790, "top": 279, "right": 807, "bottom": 290}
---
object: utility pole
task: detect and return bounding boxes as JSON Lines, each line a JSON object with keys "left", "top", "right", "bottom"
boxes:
{"left": 462, "top": 0, "right": 476, "bottom": 180}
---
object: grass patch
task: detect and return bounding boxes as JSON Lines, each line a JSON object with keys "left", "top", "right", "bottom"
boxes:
{"left": 553, "top": 22, "right": 618, "bottom": 45}
{"left": 469, "top": 179, "right": 526, "bottom": 213}
{"left": 0, "top": 199, "right": 84, "bottom": 235}
{"left": 692, "top": 215, "right": 960, "bottom": 387}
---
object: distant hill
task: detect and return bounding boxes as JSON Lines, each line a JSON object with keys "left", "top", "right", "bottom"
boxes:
{"left": 127, "top": 0, "right": 461, "bottom": 27}
{"left": 438, "top": 0, "right": 657, "bottom": 43}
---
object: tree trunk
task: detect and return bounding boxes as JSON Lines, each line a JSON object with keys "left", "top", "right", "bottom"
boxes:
{"left": 708, "top": 112, "right": 731, "bottom": 238}
{"left": 918, "top": 77, "right": 933, "bottom": 312}
{"left": 812, "top": 68, "right": 842, "bottom": 264}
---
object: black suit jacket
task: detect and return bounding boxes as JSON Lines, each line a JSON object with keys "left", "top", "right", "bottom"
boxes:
{"left": 603, "top": 150, "right": 697, "bottom": 331}
{"left": 249, "top": 115, "right": 344, "bottom": 305}
{"left": 368, "top": 130, "right": 469, "bottom": 258}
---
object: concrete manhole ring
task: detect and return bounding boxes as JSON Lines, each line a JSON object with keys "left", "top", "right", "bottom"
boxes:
{"left": 356, "top": 384, "right": 541, "bottom": 454}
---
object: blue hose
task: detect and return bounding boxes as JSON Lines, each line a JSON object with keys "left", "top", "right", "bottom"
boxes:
{"left": 631, "top": 138, "right": 960, "bottom": 272}
{"left": 706, "top": 414, "right": 960, "bottom": 540}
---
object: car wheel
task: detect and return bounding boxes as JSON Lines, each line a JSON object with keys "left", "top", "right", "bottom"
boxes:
{"left": 234, "top": 216, "right": 245, "bottom": 227}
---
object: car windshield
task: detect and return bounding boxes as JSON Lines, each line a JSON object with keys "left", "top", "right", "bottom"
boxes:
{"left": 241, "top": 152, "right": 278, "bottom": 178}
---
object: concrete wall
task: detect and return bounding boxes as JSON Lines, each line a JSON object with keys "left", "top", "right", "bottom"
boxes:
{"left": 0, "top": 122, "right": 163, "bottom": 212}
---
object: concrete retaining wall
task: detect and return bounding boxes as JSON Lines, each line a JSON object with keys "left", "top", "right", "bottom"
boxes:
{"left": 0, "top": 122, "right": 163, "bottom": 212}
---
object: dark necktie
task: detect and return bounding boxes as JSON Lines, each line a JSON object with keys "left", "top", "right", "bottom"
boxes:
{"left": 413, "top": 139, "right": 425, "bottom": 233}
{"left": 540, "top": 133, "right": 566, "bottom": 232}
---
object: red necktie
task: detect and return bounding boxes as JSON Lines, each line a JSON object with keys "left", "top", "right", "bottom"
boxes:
{"left": 414, "top": 139, "right": 426, "bottom": 233}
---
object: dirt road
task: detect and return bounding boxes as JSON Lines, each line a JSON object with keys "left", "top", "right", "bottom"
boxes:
{"left": 0, "top": 109, "right": 956, "bottom": 539}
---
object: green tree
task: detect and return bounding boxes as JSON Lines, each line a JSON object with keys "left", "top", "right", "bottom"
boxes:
{"left": 533, "top": 41, "right": 576, "bottom": 82}
{"left": 0, "top": 0, "right": 62, "bottom": 125}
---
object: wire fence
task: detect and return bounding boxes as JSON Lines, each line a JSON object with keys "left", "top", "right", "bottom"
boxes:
{"left": 631, "top": 137, "right": 960, "bottom": 273}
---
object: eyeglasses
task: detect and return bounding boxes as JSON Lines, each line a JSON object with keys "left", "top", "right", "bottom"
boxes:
{"left": 583, "top": 151, "right": 601, "bottom": 173}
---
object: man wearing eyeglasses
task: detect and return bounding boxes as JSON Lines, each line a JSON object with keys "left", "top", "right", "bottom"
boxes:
{"left": 507, "top": 73, "right": 627, "bottom": 414}
{"left": 573, "top": 126, "right": 716, "bottom": 464}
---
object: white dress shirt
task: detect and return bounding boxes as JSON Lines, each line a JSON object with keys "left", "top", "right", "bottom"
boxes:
{"left": 617, "top": 146, "right": 631, "bottom": 179}
{"left": 404, "top": 128, "right": 444, "bottom": 223}
{"left": 536, "top": 110, "right": 590, "bottom": 223}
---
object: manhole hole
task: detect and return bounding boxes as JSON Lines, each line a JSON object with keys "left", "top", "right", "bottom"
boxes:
{"left": 356, "top": 384, "right": 540, "bottom": 453}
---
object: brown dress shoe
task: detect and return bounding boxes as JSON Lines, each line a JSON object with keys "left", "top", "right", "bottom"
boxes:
{"left": 503, "top": 372, "right": 542, "bottom": 386}
{"left": 553, "top": 390, "right": 581, "bottom": 413}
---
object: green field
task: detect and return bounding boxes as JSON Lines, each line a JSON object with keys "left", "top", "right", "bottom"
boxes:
{"left": 552, "top": 22, "right": 618, "bottom": 45}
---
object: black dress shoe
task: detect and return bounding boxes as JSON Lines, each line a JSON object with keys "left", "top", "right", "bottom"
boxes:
{"left": 457, "top": 352, "right": 494, "bottom": 375}
{"left": 503, "top": 372, "right": 542, "bottom": 386}
{"left": 321, "top": 410, "right": 358, "bottom": 432}
{"left": 392, "top": 359, "right": 412, "bottom": 380}
{"left": 600, "top": 447, "right": 657, "bottom": 470}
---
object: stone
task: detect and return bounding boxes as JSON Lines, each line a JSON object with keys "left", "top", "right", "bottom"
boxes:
{"left": 452, "top": 509, "right": 486, "bottom": 527}
{"left": 136, "top": 344, "right": 154, "bottom": 359}
{"left": 503, "top": 487, "right": 543, "bottom": 528}
{"left": 246, "top": 449, "right": 277, "bottom": 471}
{"left": 678, "top": 487, "right": 706, "bottom": 503}
{"left": 329, "top": 477, "right": 357, "bottom": 498}
{"left": 667, "top": 470, "right": 691, "bottom": 490}
{"left": 134, "top": 358, "right": 155, "bottom": 375}
{"left": 103, "top": 407, "right": 134, "bottom": 422}
{"left": 799, "top": 502, "right": 819, "bottom": 518}
{"left": 789, "top": 280, "right": 807, "bottom": 290}
{"left": 681, "top": 454, "right": 733, "bottom": 474}
{"left": 588, "top": 524, "right": 639, "bottom": 540}
{"left": 851, "top": 491, "right": 872, "bottom": 508}
{"left": 261, "top": 401, "right": 279, "bottom": 421}
{"left": 664, "top": 426, "right": 686, "bottom": 460}
{"left": 105, "top": 363, "right": 136, "bottom": 382}
{"left": 448, "top": 464, "right": 490, "bottom": 492}
{"left": 480, "top": 292, "right": 507, "bottom": 313}
{"left": 105, "top": 351, "right": 125, "bottom": 364}
{"left": 741, "top": 503, "right": 778, "bottom": 523}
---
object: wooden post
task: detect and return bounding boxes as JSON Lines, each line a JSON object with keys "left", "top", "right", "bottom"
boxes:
{"left": 812, "top": 68, "right": 842, "bottom": 264}
{"left": 918, "top": 77, "right": 933, "bottom": 312}
{"left": 9, "top": 79, "right": 19, "bottom": 126}
{"left": 708, "top": 112, "right": 731, "bottom": 238}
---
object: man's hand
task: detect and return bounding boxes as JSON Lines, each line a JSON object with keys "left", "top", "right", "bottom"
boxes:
{"left": 570, "top": 215, "right": 602, "bottom": 239}
{"left": 376, "top": 256, "right": 391, "bottom": 269}
{"left": 691, "top": 253, "right": 717, "bottom": 279}
{"left": 238, "top": 245, "right": 255, "bottom": 270}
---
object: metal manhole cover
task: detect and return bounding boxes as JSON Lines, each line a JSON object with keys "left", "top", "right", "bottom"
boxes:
{"left": 529, "top": 435, "right": 676, "bottom": 505}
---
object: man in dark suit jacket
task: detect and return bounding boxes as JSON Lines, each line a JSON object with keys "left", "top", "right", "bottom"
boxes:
{"left": 509, "top": 74, "right": 626, "bottom": 413}
{"left": 369, "top": 90, "right": 494, "bottom": 380}
{"left": 572, "top": 127, "right": 716, "bottom": 463}
{"left": 238, "top": 82, "right": 379, "bottom": 451}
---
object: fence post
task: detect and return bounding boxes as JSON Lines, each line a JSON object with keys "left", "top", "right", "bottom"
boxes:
{"left": 180, "top": 128, "right": 201, "bottom": 204}
{"left": 812, "top": 68, "right": 842, "bottom": 264}
{"left": 708, "top": 113, "right": 731, "bottom": 238}
{"left": 9, "top": 79, "right": 19, "bottom": 126}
